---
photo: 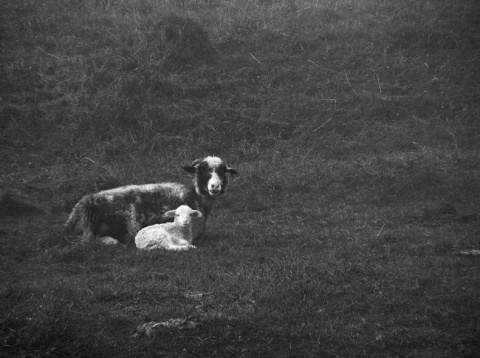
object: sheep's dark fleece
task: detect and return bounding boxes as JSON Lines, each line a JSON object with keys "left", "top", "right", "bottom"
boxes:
{"left": 64, "top": 156, "right": 237, "bottom": 244}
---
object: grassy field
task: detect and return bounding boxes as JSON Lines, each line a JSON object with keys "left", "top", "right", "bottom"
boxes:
{"left": 1, "top": 0, "right": 479, "bottom": 356}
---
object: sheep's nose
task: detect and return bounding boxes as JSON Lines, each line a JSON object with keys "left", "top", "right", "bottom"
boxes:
{"left": 210, "top": 182, "right": 220, "bottom": 190}
{"left": 209, "top": 183, "right": 221, "bottom": 195}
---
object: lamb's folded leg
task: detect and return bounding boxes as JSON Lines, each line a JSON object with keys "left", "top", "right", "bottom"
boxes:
{"left": 167, "top": 243, "right": 196, "bottom": 251}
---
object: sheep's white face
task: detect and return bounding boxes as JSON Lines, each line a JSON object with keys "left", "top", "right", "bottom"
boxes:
{"left": 205, "top": 157, "right": 224, "bottom": 196}
{"left": 166, "top": 205, "right": 202, "bottom": 227}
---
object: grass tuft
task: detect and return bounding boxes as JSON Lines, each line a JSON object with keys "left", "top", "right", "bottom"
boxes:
{"left": 148, "top": 15, "right": 217, "bottom": 71}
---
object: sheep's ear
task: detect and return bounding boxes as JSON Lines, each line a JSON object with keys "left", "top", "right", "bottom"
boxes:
{"left": 191, "top": 210, "right": 203, "bottom": 218}
{"left": 183, "top": 158, "right": 203, "bottom": 174}
{"left": 226, "top": 167, "right": 238, "bottom": 178}
{"left": 183, "top": 165, "right": 196, "bottom": 174}
{"left": 163, "top": 210, "right": 176, "bottom": 218}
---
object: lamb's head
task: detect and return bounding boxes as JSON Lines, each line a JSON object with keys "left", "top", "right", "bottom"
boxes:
{"left": 183, "top": 156, "right": 238, "bottom": 197}
{"left": 163, "top": 205, "right": 203, "bottom": 227}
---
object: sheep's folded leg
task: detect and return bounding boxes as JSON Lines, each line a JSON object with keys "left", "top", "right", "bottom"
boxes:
{"left": 100, "top": 236, "right": 120, "bottom": 245}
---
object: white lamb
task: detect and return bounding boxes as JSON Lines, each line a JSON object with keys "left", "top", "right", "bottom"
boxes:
{"left": 135, "top": 205, "right": 202, "bottom": 251}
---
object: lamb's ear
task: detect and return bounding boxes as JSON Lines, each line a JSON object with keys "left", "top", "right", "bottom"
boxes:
{"left": 226, "top": 167, "right": 238, "bottom": 178}
{"left": 191, "top": 210, "right": 203, "bottom": 219}
{"left": 163, "top": 210, "right": 177, "bottom": 218}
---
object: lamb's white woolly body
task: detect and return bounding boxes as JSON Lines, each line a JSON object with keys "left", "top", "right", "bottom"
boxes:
{"left": 135, "top": 205, "right": 202, "bottom": 251}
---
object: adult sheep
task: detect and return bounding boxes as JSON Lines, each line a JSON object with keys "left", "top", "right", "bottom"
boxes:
{"left": 64, "top": 156, "right": 238, "bottom": 245}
